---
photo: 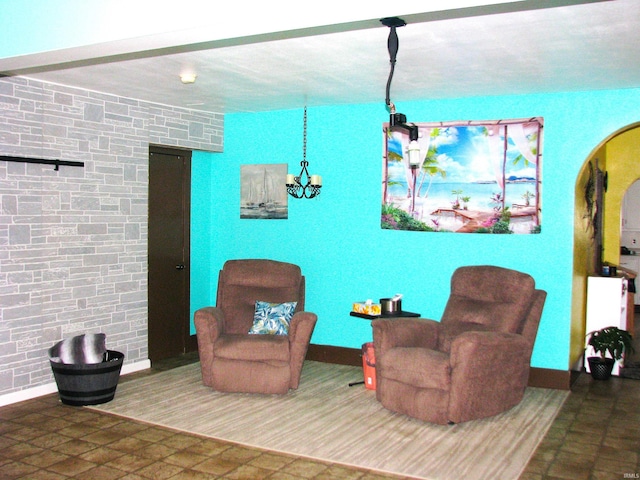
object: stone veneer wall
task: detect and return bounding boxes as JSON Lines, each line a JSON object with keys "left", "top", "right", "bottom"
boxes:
{"left": 0, "top": 77, "right": 223, "bottom": 398}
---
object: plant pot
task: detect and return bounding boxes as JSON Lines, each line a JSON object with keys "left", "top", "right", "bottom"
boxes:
{"left": 49, "top": 350, "right": 124, "bottom": 406}
{"left": 587, "top": 356, "right": 615, "bottom": 380}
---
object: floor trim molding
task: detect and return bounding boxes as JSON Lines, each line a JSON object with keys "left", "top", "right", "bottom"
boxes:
{"left": 307, "top": 343, "right": 571, "bottom": 390}
{"left": 2, "top": 343, "right": 569, "bottom": 408}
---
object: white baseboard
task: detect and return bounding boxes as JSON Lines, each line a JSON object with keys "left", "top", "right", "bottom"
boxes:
{"left": 121, "top": 359, "right": 152, "bottom": 376}
{"left": 0, "top": 359, "right": 152, "bottom": 407}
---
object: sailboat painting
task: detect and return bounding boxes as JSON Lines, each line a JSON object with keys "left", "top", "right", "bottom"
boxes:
{"left": 240, "top": 163, "right": 288, "bottom": 219}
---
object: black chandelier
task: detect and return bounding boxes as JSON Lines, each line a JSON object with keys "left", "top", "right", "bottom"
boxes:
{"left": 286, "top": 107, "right": 322, "bottom": 199}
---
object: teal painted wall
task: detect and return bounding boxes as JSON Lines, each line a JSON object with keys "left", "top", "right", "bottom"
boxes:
{"left": 190, "top": 89, "right": 640, "bottom": 372}
{"left": 190, "top": 153, "right": 214, "bottom": 331}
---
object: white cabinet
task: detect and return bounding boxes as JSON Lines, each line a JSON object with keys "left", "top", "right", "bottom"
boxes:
{"left": 585, "top": 276, "right": 628, "bottom": 375}
{"left": 622, "top": 180, "right": 640, "bottom": 230}
{"left": 619, "top": 255, "right": 640, "bottom": 305}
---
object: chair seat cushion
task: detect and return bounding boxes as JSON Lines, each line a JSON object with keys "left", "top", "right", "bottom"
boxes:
{"left": 381, "top": 347, "right": 451, "bottom": 390}
{"left": 214, "top": 334, "right": 290, "bottom": 362}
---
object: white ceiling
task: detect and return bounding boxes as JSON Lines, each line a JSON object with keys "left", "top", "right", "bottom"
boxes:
{"left": 2, "top": 0, "right": 639, "bottom": 114}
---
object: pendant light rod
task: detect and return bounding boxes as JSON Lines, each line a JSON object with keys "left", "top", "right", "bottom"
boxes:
{"left": 381, "top": 16, "right": 406, "bottom": 110}
{"left": 381, "top": 17, "right": 418, "bottom": 142}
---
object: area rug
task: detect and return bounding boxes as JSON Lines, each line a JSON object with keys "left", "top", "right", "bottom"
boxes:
{"left": 90, "top": 361, "right": 568, "bottom": 480}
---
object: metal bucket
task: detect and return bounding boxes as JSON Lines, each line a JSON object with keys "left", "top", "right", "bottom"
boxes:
{"left": 380, "top": 298, "right": 402, "bottom": 314}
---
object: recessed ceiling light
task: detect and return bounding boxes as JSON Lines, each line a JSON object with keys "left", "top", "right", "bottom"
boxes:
{"left": 180, "top": 73, "right": 197, "bottom": 84}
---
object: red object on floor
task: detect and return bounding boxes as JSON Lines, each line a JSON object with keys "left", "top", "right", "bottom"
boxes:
{"left": 362, "top": 342, "right": 376, "bottom": 390}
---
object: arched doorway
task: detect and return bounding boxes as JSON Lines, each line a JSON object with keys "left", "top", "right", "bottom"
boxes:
{"left": 571, "top": 122, "right": 640, "bottom": 372}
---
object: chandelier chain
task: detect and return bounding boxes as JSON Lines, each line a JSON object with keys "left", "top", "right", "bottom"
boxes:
{"left": 303, "top": 106, "right": 307, "bottom": 163}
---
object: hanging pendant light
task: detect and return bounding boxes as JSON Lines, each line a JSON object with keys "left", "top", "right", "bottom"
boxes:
{"left": 382, "top": 17, "right": 421, "bottom": 214}
{"left": 286, "top": 107, "right": 322, "bottom": 199}
{"left": 381, "top": 17, "right": 419, "bottom": 147}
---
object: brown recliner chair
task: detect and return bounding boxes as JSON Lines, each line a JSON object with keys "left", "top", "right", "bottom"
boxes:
{"left": 372, "top": 265, "right": 546, "bottom": 424}
{"left": 194, "top": 259, "right": 317, "bottom": 394}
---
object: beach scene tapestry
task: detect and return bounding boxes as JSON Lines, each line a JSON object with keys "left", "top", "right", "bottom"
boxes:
{"left": 382, "top": 118, "right": 543, "bottom": 234}
{"left": 240, "top": 163, "right": 288, "bottom": 219}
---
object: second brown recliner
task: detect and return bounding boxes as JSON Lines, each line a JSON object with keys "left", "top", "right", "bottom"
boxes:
{"left": 372, "top": 265, "right": 546, "bottom": 424}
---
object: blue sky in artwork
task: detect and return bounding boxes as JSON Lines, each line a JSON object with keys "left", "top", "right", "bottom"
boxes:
{"left": 387, "top": 124, "right": 538, "bottom": 184}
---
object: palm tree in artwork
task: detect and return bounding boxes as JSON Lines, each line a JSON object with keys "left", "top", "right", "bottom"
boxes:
{"left": 511, "top": 129, "right": 539, "bottom": 169}
{"left": 417, "top": 129, "right": 447, "bottom": 198}
{"left": 510, "top": 125, "right": 541, "bottom": 226}
{"left": 481, "top": 125, "right": 507, "bottom": 212}
{"left": 383, "top": 129, "right": 404, "bottom": 204}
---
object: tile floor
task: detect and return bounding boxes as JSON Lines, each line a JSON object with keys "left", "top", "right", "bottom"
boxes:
{"left": 1, "top": 352, "right": 639, "bottom": 479}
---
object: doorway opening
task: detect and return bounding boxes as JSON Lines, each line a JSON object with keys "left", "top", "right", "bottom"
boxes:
{"left": 571, "top": 122, "right": 640, "bottom": 374}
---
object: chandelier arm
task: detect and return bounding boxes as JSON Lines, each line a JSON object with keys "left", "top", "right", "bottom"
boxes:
{"left": 297, "top": 160, "right": 311, "bottom": 187}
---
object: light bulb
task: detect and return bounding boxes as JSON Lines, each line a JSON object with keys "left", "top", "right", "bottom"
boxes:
{"left": 408, "top": 140, "right": 421, "bottom": 167}
{"left": 180, "top": 73, "right": 197, "bottom": 84}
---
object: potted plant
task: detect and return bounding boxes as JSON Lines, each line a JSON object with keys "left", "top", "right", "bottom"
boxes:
{"left": 586, "top": 326, "right": 634, "bottom": 380}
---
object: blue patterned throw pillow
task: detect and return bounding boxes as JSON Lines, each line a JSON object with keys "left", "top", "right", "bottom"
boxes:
{"left": 249, "top": 301, "right": 298, "bottom": 335}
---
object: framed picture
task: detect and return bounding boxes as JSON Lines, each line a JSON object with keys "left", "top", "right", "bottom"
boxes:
{"left": 382, "top": 118, "right": 543, "bottom": 234}
{"left": 240, "top": 163, "right": 288, "bottom": 219}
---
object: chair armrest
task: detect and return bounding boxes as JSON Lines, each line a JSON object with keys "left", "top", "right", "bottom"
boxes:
{"left": 288, "top": 311, "right": 318, "bottom": 389}
{"left": 289, "top": 311, "right": 317, "bottom": 345}
{"left": 194, "top": 307, "right": 225, "bottom": 347}
{"left": 372, "top": 318, "right": 441, "bottom": 356}
{"left": 194, "top": 307, "right": 225, "bottom": 388}
{"left": 448, "top": 331, "right": 531, "bottom": 423}
{"left": 449, "top": 331, "right": 530, "bottom": 368}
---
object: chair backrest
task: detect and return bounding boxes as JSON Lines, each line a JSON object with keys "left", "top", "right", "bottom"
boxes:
{"left": 441, "top": 265, "right": 537, "bottom": 334}
{"left": 216, "top": 259, "right": 305, "bottom": 334}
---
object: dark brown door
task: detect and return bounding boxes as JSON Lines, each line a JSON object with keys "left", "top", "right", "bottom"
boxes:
{"left": 148, "top": 146, "right": 191, "bottom": 362}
